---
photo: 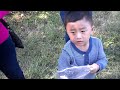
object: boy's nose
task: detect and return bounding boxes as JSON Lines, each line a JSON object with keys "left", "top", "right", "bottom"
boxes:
{"left": 76, "top": 32, "right": 82, "bottom": 39}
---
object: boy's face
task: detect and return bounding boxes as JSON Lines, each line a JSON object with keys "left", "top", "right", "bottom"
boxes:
{"left": 66, "top": 18, "right": 93, "bottom": 47}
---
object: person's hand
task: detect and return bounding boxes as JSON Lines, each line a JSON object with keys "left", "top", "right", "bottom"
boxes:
{"left": 87, "top": 63, "right": 99, "bottom": 73}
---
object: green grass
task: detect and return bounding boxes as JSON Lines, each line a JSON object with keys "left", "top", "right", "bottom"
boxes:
{"left": 0, "top": 11, "right": 120, "bottom": 79}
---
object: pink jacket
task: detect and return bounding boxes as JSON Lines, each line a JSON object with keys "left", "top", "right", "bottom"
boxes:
{"left": 0, "top": 11, "right": 10, "bottom": 45}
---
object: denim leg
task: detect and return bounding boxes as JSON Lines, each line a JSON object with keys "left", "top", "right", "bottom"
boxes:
{"left": 60, "top": 11, "right": 65, "bottom": 23}
{"left": 60, "top": 11, "right": 70, "bottom": 43}
{"left": 0, "top": 36, "right": 25, "bottom": 79}
{"left": 64, "top": 32, "right": 70, "bottom": 43}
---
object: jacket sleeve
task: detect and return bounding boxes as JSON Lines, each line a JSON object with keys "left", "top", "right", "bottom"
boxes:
{"left": 96, "top": 39, "right": 108, "bottom": 72}
{"left": 57, "top": 49, "right": 71, "bottom": 71}
{"left": 0, "top": 11, "right": 10, "bottom": 19}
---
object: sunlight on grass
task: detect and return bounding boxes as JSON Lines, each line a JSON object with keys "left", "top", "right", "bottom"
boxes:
{"left": 37, "top": 12, "right": 49, "bottom": 19}
{"left": 38, "top": 14, "right": 48, "bottom": 19}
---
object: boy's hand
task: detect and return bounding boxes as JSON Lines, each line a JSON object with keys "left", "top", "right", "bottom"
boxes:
{"left": 87, "top": 63, "right": 99, "bottom": 73}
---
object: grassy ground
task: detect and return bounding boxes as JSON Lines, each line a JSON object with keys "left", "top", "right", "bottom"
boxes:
{"left": 0, "top": 11, "right": 120, "bottom": 79}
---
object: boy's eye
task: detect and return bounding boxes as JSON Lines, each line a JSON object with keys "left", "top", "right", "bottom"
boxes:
{"left": 71, "top": 31, "right": 75, "bottom": 33}
{"left": 81, "top": 29, "right": 87, "bottom": 33}
{"left": 70, "top": 29, "right": 76, "bottom": 34}
{"left": 81, "top": 31, "right": 85, "bottom": 32}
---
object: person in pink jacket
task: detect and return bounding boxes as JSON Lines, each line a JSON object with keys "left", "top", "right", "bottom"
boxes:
{"left": 0, "top": 11, "right": 25, "bottom": 79}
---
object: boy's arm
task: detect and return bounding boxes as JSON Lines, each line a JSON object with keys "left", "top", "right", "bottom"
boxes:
{"left": 58, "top": 49, "right": 71, "bottom": 71}
{"left": 88, "top": 39, "right": 108, "bottom": 73}
{"left": 95, "top": 39, "right": 108, "bottom": 72}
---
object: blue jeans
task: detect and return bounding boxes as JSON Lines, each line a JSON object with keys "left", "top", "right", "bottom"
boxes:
{"left": 0, "top": 36, "right": 25, "bottom": 79}
{"left": 60, "top": 11, "right": 70, "bottom": 43}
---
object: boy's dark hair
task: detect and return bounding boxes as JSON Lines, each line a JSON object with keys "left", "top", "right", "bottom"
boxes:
{"left": 64, "top": 11, "right": 93, "bottom": 27}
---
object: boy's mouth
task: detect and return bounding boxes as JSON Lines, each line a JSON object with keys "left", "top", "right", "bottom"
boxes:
{"left": 77, "top": 41, "right": 83, "bottom": 42}
{"left": 76, "top": 41, "right": 83, "bottom": 44}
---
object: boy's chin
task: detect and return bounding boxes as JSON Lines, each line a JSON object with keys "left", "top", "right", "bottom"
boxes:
{"left": 71, "top": 41, "right": 87, "bottom": 47}
{"left": 75, "top": 43, "right": 86, "bottom": 47}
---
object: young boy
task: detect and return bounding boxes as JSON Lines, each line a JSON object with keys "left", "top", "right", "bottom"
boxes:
{"left": 57, "top": 11, "right": 108, "bottom": 79}
{"left": 60, "top": 11, "right": 92, "bottom": 43}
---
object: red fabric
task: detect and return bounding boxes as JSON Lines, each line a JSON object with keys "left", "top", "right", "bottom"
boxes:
{"left": 0, "top": 11, "right": 10, "bottom": 44}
